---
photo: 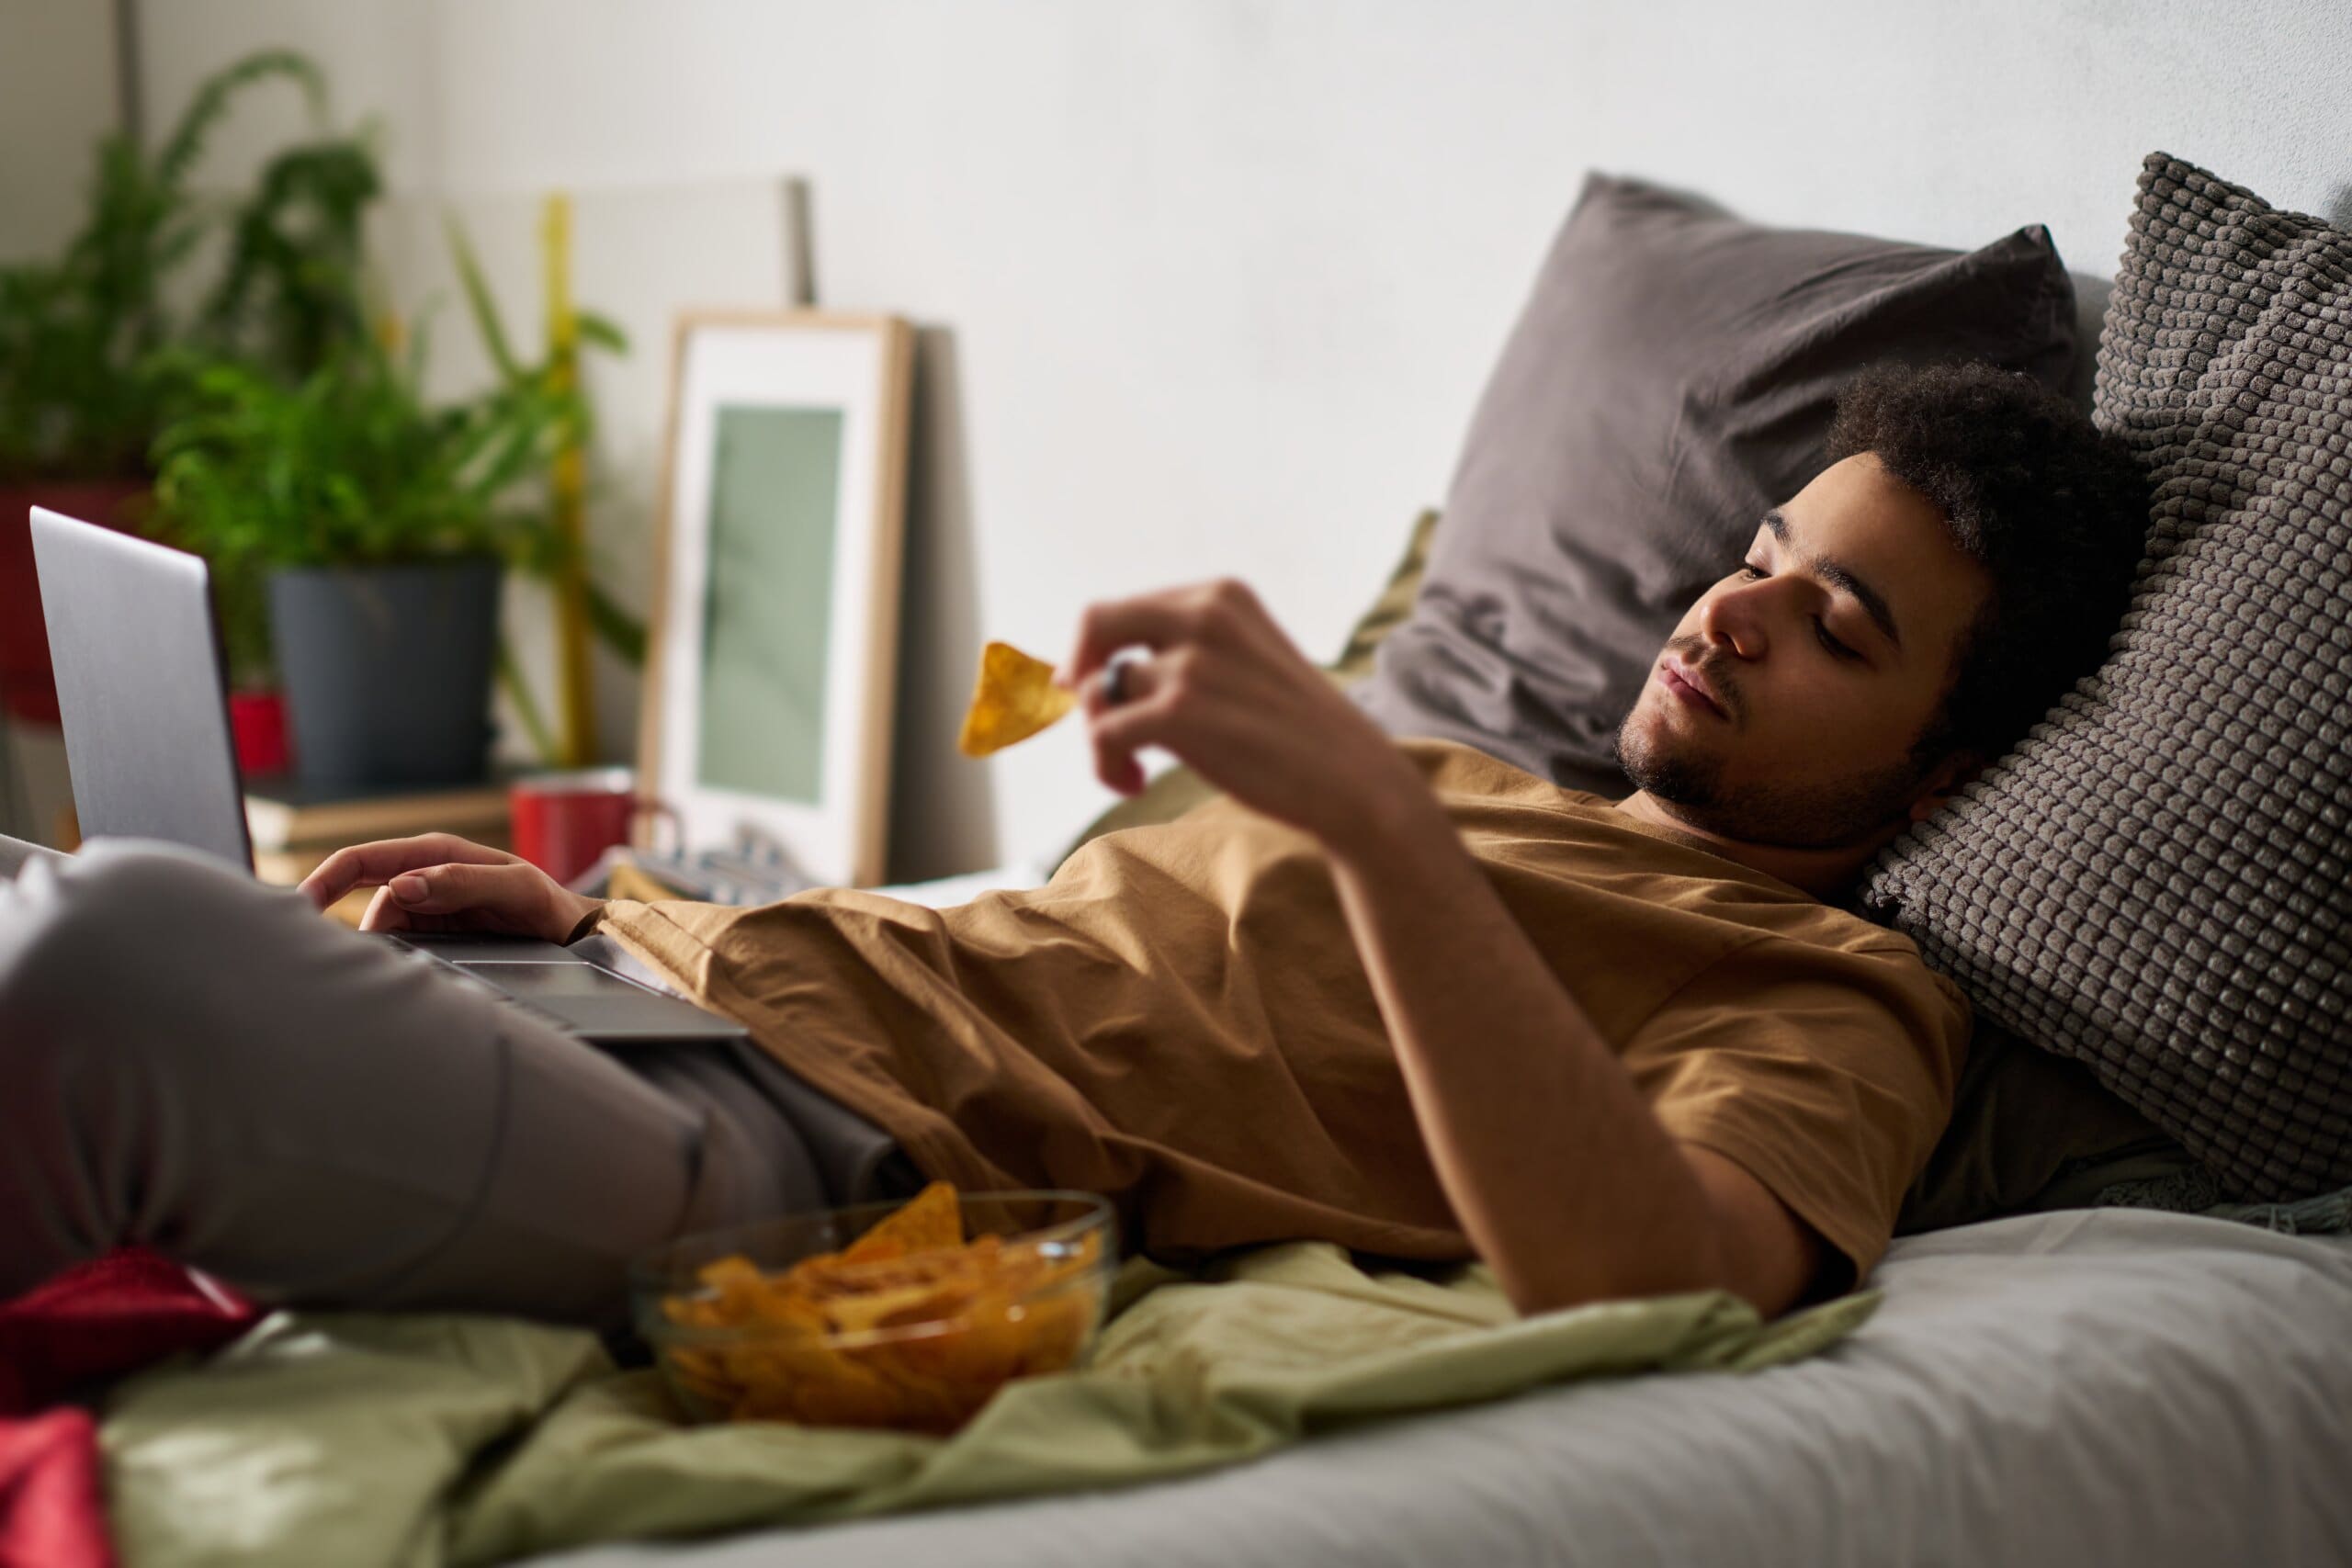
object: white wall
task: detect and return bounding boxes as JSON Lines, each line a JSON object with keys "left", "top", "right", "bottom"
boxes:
{"left": 0, "top": 0, "right": 118, "bottom": 843}
{"left": 0, "top": 0, "right": 120, "bottom": 262}
{"left": 132, "top": 0, "right": 2352, "bottom": 878}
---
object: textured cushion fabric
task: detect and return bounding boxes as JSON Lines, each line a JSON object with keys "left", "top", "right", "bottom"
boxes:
{"left": 1861, "top": 152, "right": 2352, "bottom": 1201}
{"left": 1351, "top": 171, "right": 2079, "bottom": 795}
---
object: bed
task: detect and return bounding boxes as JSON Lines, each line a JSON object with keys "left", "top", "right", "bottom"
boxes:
{"left": 528, "top": 1209, "right": 2352, "bottom": 1567}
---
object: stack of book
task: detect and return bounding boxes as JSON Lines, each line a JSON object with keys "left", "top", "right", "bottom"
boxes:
{"left": 244, "top": 775, "right": 514, "bottom": 917}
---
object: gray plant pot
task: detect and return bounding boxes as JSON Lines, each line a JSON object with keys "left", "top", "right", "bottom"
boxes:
{"left": 268, "top": 557, "right": 503, "bottom": 790}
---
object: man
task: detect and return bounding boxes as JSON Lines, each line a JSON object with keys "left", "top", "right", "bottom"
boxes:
{"left": 0, "top": 360, "right": 2149, "bottom": 1330}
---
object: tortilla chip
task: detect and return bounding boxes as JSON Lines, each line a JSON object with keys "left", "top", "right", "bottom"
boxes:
{"left": 825, "top": 1281, "right": 963, "bottom": 1337}
{"left": 847, "top": 1179, "right": 964, "bottom": 1257}
{"left": 742, "top": 1349, "right": 901, "bottom": 1427}
{"left": 957, "top": 641, "right": 1076, "bottom": 757}
{"left": 823, "top": 1235, "right": 908, "bottom": 1271}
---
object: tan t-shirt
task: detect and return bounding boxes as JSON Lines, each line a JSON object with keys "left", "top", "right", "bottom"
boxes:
{"left": 597, "top": 739, "right": 1972, "bottom": 1290}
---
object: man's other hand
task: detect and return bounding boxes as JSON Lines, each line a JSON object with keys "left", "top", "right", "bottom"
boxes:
{"left": 298, "top": 833, "right": 604, "bottom": 942}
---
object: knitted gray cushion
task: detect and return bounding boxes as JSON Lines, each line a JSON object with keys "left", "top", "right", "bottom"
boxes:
{"left": 1860, "top": 152, "right": 2352, "bottom": 1201}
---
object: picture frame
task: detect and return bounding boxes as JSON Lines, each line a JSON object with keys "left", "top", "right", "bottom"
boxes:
{"left": 638, "top": 309, "right": 915, "bottom": 888}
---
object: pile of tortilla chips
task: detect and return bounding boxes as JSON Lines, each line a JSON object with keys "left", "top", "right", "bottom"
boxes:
{"left": 657, "top": 1182, "right": 1108, "bottom": 1434}
{"left": 957, "top": 641, "right": 1077, "bottom": 757}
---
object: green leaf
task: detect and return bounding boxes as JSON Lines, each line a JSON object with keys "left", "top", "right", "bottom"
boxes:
{"left": 585, "top": 580, "right": 648, "bottom": 668}
{"left": 496, "top": 636, "right": 561, "bottom": 768}
{"left": 154, "top": 51, "right": 326, "bottom": 194}
{"left": 0, "top": 48, "right": 370, "bottom": 482}
{"left": 446, "top": 214, "right": 524, "bottom": 383}
{"left": 573, "top": 311, "right": 629, "bottom": 354}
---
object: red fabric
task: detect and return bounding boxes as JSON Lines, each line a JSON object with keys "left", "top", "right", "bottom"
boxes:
{"left": 0, "top": 1250, "right": 259, "bottom": 1568}
{"left": 0, "top": 1411, "right": 111, "bottom": 1568}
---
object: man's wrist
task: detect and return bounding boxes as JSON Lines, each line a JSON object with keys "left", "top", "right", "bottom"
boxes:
{"left": 1319, "top": 756, "right": 1450, "bottom": 868}
{"left": 559, "top": 897, "right": 609, "bottom": 946}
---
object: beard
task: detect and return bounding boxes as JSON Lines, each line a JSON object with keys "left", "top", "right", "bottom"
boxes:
{"left": 1610, "top": 709, "right": 1928, "bottom": 852}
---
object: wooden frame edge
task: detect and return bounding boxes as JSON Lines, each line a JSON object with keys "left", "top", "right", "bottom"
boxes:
{"left": 854, "top": 317, "right": 917, "bottom": 886}
{"left": 633, "top": 308, "right": 919, "bottom": 890}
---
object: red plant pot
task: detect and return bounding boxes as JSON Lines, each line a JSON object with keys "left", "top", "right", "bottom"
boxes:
{"left": 229, "top": 689, "right": 291, "bottom": 779}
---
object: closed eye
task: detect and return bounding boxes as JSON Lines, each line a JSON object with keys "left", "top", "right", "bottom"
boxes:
{"left": 1734, "top": 564, "right": 1860, "bottom": 660}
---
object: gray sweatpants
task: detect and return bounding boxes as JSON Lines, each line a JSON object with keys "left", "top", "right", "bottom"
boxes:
{"left": 0, "top": 839, "right": 888, "bottom": 1332}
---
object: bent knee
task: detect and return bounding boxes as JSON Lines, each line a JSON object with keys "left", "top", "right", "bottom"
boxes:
{"left": 0, "top": 841, "right": 294, "bottom": 1038}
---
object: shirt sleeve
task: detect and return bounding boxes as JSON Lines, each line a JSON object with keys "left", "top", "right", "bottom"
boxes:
{"left": 1624, "top": 933, "right": 1973, "bottom": 1295}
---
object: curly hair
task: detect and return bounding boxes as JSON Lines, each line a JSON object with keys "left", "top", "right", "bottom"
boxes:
{"left": 1824, "top": 359, "right": 2151, "bottom": 768}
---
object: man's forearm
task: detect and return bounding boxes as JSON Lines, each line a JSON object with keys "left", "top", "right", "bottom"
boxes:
{"left": 1324, "top": 790, "right": 1724, "bottom": 1316}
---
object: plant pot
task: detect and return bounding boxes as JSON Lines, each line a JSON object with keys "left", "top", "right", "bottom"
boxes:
{"left": 0, "top": 478, "right": 150, "bottom": 727}
{"left": 268, "top": 557, "right": 503, "bottom": 790}
{"left": 228, "top": 688, "right": 292, "bottom": 779}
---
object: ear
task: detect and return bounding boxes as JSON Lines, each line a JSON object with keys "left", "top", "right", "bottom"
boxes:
{"left": 1905, "top": 750, "right": 1984, "bottom": 825}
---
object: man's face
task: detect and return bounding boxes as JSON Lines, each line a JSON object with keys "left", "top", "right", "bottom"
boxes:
{"left": 1611, "top": 452, "right": 1995, "bottom": 850}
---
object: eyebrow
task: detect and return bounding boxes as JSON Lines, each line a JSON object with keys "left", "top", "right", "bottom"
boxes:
{"left": 1761, "top": 509, "right": 1905, "bottom": 654}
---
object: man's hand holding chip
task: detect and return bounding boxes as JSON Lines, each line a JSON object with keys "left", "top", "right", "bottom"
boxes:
{"left": 1055, "top": 578, "right": 1434, "bottom": 860}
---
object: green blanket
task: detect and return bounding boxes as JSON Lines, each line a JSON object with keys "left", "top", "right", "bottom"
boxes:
{"left": 98, "top": 1243, "right": 1876, "bottom": 1566}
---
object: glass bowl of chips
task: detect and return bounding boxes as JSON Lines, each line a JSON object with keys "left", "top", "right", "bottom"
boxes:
{"left": 631, "top": 1183, "right": 1116, "bottom": 1434}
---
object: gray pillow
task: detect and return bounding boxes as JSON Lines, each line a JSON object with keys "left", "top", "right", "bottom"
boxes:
{"left": 1352, "top": 171, "right": 2079, "bottom": 793}
{"left": 1862, "top": 152, "right": 2352, "bottom": 1201}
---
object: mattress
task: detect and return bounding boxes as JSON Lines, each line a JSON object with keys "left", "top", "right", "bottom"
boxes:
{"left": 526, "top": 1209, "right": 2352, "bottom": 1567}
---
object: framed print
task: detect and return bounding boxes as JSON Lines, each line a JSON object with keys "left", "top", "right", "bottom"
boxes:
{"left": 639, "top": 310, "right": 914, "bottom": 887}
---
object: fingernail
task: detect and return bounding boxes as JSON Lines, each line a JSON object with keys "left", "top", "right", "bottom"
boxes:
{"left": 390, "top": 873, "right": 429, "bottom": 902}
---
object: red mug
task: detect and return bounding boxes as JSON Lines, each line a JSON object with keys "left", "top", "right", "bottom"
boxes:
{"left": 509, "top": 769, "right": 678, "bottom": 887}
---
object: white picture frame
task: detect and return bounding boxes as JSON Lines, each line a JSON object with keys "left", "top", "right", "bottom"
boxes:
{"left": 638, "top": 310, "right": 914, "bottom": 888}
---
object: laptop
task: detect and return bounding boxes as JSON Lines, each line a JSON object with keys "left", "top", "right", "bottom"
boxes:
{"left": 28, "top": 505, "right": 752, "bottom": 1045}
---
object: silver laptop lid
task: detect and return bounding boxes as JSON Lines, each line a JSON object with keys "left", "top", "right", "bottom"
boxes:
{"left": 28, "top": 507, "right": 254, "bottom": 870}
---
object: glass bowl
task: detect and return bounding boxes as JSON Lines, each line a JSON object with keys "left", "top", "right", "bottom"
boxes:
{"left": 629, "top": 1189, "right": 1116, "bottom": 1433}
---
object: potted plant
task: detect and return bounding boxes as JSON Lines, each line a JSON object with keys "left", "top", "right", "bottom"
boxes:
{"left": 151, "top": 321, "right": 583, "bottom": 789}
{"left": 0, "top": 49, "right": 377, "bottom": 764}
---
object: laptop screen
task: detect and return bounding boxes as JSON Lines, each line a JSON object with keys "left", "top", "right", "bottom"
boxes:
{"left": 28, "top": 508, "right": 254, "bottom": 871}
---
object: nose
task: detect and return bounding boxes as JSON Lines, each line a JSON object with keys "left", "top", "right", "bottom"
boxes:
{"left": 1698, "top": 576, "right": 1772, "bottom": 660}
